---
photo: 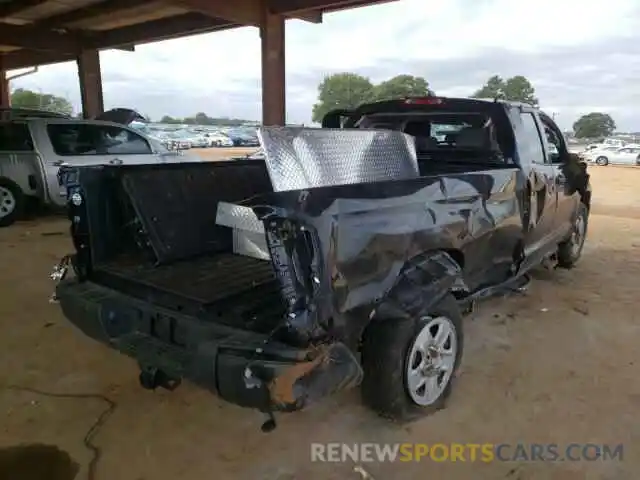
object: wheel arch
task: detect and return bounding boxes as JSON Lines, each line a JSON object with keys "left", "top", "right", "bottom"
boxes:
{"left": 364, "top": 249, "right": 467, "bottom": 329}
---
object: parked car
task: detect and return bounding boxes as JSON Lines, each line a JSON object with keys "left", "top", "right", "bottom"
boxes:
{"left": 158, "top": 131, "right": 192, "bottom": 150}
{"left": 0, "top": 108, "right": 199, "bottom": 227}
{"left": 180, "top": 130, "right": 209, "bottom": 148}
{"left": 51, "top": 96, "right": 590, "bottom": 428}
{"left": 226, "top": 129, "right": 260, "bottom": 147}
{"left": 205, "top": 132, "right": 234, "bottom": 147}
{"left": 583, "top": 146, "right": 640, "bottom": 166}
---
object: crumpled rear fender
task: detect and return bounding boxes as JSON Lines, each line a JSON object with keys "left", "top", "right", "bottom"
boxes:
{"left": 372, "top": 250, "right": 468, "bottom": 322}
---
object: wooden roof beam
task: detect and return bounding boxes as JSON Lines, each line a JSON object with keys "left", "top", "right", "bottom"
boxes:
{"left": 0, "top": 0, "right": 48, "bottom": 19}
{"left": 270, "top": 0, "right": 396, "bottom": 14}
{"left": 287, "top": 9, "right": 322, "bottom": 23}
{"left": 0, "top": 23, "right": 82, "bottom": 53}
{"left": 37, "top": 0, "right": 151, "bottom": 28}
{"left": 1, "top": 50, "right": 76, "bottom": 71}
{"left": 87, "top": 12, "right": 235, "bottom": 49}
{"left": 171, "top": 0, "right": 322, "bottom": 25}
{"left": 170, "top": 0, "right": 262, "bottom": 26}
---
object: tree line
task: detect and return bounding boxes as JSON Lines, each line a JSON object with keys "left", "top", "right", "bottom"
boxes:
{"left": 9, "top": 84, "right": 618, "bottom": 139}
{"left": 7, "top": 89, "right": 255, "bottom": 126}
{"left": 158, "top": 112, "right": 257, "bottom": 126}
{"left": 312, "top": 73, "right": 617, "bottom": 139}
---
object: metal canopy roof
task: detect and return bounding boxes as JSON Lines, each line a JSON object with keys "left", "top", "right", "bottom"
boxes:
{"left": 0, "top": 0, "right": 397, "bottom": 70}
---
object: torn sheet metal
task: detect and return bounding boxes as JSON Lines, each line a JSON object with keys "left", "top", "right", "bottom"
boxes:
{"left": 257, "top": 127, "right": 419, "bottom": 192}
{"left": 216, "top": 201, "right": 265, "bottom": 233}
{"left": 251, "top": 168, "right": 524, "bottom": 346}
{"left": 267, "top": 342, "right": 363, "bottom": 411}
{"left": 216, "top": 201, "right": 269, "bottom": 260}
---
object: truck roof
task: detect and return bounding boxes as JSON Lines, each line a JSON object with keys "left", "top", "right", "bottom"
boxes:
{"left": 355, "top": 96, "right": 537, "bottom": 113}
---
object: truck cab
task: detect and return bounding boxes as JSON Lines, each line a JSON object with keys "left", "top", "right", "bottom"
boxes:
{"left": 325, "top": 96, "right": 590, "bottom": 273}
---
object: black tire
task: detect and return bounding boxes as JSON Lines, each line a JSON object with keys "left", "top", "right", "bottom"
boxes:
{"left": 595, "top": 156, "right": 608, "bottom": 166}
{"left": 636, "top": 155, "right": 640, "bottom": 166}
{"left": 0, "top": 177, "right": 24, "bottom": 227}
{"left": 361, "top": 293, "right": 464, "bottom": 422}
{"left": 557, "top": 203, "right": 588, "bottom": 268}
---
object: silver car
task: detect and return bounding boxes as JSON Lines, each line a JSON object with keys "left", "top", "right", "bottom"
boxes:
{"left": 584, "top": 146, "right": 640, "bottom": 166}
{"left": 0, "top": 109, "right": 201, "bottom": 227}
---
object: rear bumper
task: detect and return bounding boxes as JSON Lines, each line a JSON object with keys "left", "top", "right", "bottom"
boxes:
{"left": 56, "top": 279, "right": 362, "bottom": 412}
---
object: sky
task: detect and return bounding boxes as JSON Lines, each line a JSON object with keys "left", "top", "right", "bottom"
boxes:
{"left": 9, "top": 0, "right": 640, "bottom": 131}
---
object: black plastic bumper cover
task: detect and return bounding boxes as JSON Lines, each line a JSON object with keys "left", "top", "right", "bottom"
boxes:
{"left": 55, "top": 279, "right": 363, "bottom": 412}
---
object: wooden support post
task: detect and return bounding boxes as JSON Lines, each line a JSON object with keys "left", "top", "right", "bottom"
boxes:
{"left": 260, "top": 11, "right": 286, "bottom": 126}
{"left": 0, "top": 57, "right": 10, "bottom": 107}
{"left": 77, "top": 49, "right": 104, "bottom": 119}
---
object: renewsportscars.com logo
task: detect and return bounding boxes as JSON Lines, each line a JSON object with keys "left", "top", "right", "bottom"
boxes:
{"left": 310, "top": 443, "right": 624, "bottom": 463}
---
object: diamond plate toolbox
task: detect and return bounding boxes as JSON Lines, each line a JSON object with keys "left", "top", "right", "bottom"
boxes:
{"left": 257, "top": 127, "right": 419, "bottom": 192}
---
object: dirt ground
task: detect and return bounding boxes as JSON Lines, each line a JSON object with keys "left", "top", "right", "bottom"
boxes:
{"left": 192, "top": 146, "right": 259, "bottom": 161}
{"left": 1, "top": 161, "right": 640, "bottom": 480}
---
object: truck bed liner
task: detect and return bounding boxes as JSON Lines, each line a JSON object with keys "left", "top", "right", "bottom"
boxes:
{"left": 97, "top": 253, "right": 277, "bottom": 308}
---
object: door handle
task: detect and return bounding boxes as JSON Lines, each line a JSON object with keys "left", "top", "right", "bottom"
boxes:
{"left": 109, "top": 158, "right": 123, "bottom": 165}
{"left": 52, "top": 160, "right": 67, "bottom": 167}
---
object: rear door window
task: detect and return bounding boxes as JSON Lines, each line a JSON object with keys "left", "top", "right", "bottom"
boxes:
{"left": 47, "top": 124, "right": 100, "bottom": 155}
{"left": 514, "top": 112, "right": 545, "bottom": 164}
{"left": 0, "top": 122, "right": 34, "bottom": 152}
{"left": 101, "top": 125, "right": 151, "bottom": 154}
{"left": 47, "top": 123, "right": 152, "bottom": 156}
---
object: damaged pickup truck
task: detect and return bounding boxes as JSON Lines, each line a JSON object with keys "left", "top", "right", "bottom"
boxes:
{"left": 52, "top": 97, "right": 591, "bottom": 428}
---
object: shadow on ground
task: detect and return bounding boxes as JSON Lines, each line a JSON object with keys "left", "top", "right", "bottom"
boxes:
{"left": 0, "top": 444, "right": 79, "bottom": 480}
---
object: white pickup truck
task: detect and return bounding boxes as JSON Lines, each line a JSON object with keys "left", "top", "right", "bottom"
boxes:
{"left": 0, "top": 108, "right": 200, "bottom": 227}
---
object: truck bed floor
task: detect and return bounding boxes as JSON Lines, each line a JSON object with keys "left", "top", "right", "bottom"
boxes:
{"left": 98, "top": 253, "right": 277, "bottom": 307}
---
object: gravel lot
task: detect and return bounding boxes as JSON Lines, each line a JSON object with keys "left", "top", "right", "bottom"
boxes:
{"left": 1, "top": 158, "right": 639, "bottom": 480}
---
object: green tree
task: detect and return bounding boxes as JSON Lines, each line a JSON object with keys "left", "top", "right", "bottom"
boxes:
{"left": 573, "top": 112, "right": 616, "bottom": 139}
{"left": 503, "top": 76, "right": 538, "bottom": 106}
{"left": 373, "top": 74, "right": 432, "bottom": 101}
{"left": 194, "top": 112, "right": 210, "bottom": 125}
{"left": 471, "top": 75, "right": 505, "bottom": 99}
{"left": 11, "top": 88, "right": 74, "bottom": 115}
{"left": 472, "top": 75, "right": 538, "bottom": 106}
{"left": 159, "top": 115, "right": 181, "bottom": 124}
{"left": 311, "top": 73, "right": 375, "bottom": 123}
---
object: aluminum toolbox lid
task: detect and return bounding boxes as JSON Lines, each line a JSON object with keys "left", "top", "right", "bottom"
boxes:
{"left": 257, "top": 126, "right": 419, "bottom": 192}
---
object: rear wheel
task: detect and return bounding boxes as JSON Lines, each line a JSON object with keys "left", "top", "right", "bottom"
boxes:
{"left": 0, "top": 178, "right": 24, "bottom": 227}
{"left": 595, "top": 156, "right": 608, "bottom": 166}
{"left": 361, "top": 294, "right": 464, "bottom": 422}
{"left": 635, "top": 155, "right": 640, "bottom": 166}
{"left": 557, "top": 203, "right": 588, "bottom": 268}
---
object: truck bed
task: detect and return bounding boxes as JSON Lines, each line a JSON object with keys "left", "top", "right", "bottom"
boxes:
{"left": 99, "top": 253, "right": 274, "bottom": 305}
{"left": 94, "top": 253, "right": 286, "bottom": 333}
